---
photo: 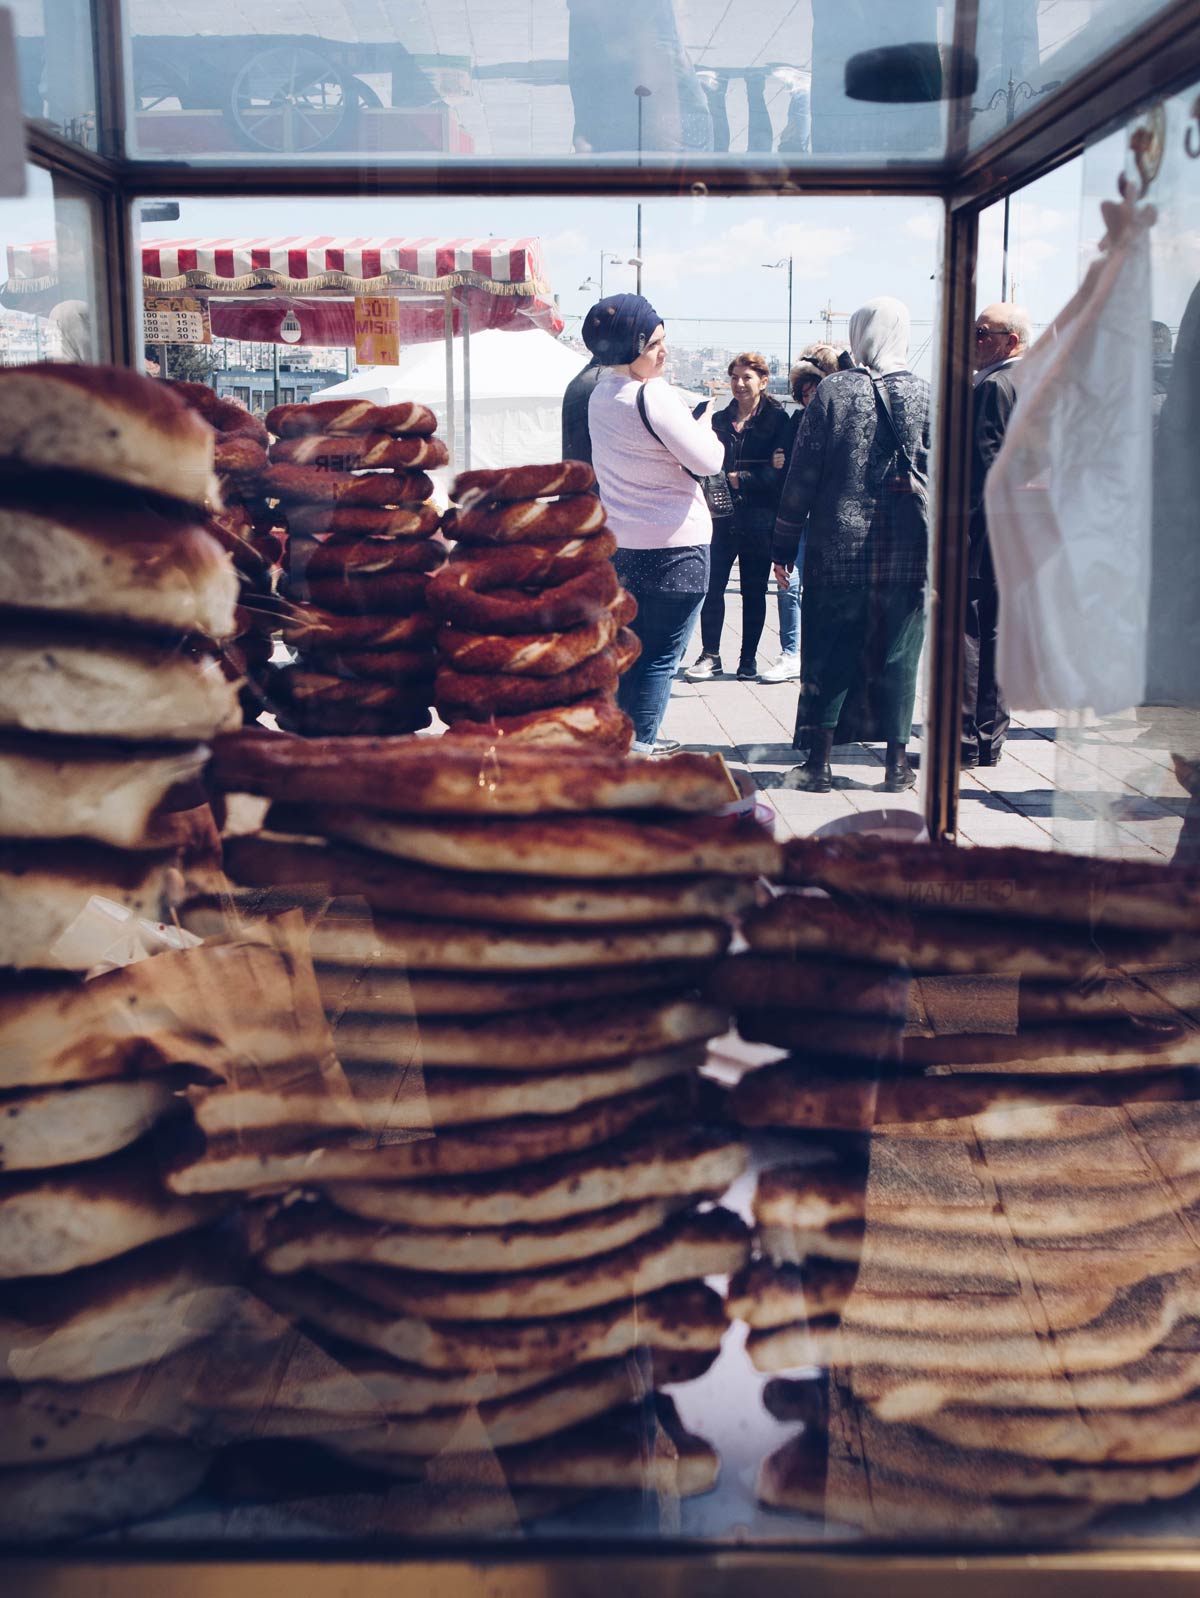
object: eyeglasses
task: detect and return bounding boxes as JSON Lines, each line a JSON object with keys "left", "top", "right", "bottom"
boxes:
{"left": 975, "top": 326, "right": 1003, "bottom": 341}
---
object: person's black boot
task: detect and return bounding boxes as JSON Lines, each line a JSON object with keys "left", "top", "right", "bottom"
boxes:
{"left": 737, "top": 657, "right": 759, "bottom": 681}
{"left": 787, "top": 730, "right": 834, "bottom": 793}
{"left": 883, "top": 742, "right": 917, "bottom": 792}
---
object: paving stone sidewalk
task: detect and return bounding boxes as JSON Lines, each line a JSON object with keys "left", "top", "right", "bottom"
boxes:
{"left": 662, "top": 591, "right": 1196, "bottom": 861}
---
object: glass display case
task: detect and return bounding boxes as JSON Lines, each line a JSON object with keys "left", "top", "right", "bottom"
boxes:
{"left": 3, "top": 2, "right": 1200, "bottom": 1591}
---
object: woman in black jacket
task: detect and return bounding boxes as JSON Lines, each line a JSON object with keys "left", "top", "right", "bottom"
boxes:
{"left": 682, "top": 352, "right": 794, "bottom": 681}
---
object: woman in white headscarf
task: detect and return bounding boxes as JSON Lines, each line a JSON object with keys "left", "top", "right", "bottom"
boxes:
{"left": 772, "top": 296, "right": 931, "bottom": 793}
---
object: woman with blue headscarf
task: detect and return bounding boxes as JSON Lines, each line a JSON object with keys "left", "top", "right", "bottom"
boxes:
{"left": 584, "top": 292, "right": 724, "bottom": 754}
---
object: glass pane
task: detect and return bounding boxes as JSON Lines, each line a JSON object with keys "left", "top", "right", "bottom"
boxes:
{"left": 970, "top": 0, "right": 1178, "bottom": 149}
{"left": 13, "top": 0, "right": 99, "bottom": 149}
{"left": 124, "top": 1, "right": 950, "bottom": 165}
{"left": 962, "top": 82, "right": 1199, "bottom": 865}
{"left": 0, "top": 160, "right": 109, "bottom": 362}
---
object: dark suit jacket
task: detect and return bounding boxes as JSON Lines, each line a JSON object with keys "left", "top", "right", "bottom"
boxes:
{"left": 969, "top": 362, "right": 1019, "bottom": 580}
{"left": 561, "top": 357, "right": 603, "bottom": 468}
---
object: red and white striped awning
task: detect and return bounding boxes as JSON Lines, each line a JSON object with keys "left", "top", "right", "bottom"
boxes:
{"left": 3, "top": 234, "right": 562, "bottom": 344}
{"left": 139, "top": 236, "right": 553, "bottom": 298}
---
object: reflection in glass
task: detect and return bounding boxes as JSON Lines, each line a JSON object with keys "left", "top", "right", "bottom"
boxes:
{"left": 972, "top": 0, "right": 1178, "bottom": 149}
{"left": 13, "top": 0, "right": 98, "bottom": 148}
{"left": 0, "top": 163, "right": 106, "bottom": 363}
{"left": 124, "top": 1, "right": 951, "bottom": 164}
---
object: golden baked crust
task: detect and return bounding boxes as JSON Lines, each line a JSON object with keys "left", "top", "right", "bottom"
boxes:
{"left": 209, "top": 727, "right": 742, "bottom": 814}
{"left": 0, "top": 364, "right": 217, "bottom": 508}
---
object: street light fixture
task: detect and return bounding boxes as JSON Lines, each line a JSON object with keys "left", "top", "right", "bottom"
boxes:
{"left": 973, "top": 73, "right": 1062, "bottom": 301}
{"left": 579, "top": 251, "right": 626, "bottom": 300}
{"left": 763, "top": 257, "right": 794, "bottom": 376}
{"left": 634, "top": 85, "right": 652, "bottom": 295}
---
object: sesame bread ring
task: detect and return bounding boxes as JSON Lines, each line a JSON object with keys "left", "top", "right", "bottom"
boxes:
{"left": 302, "top": 646, "right": 438, "bottom": 684}
{"left": 427, "top": 559, "right": 619, "bottom": 635}
{"left": 286, "top": 504, "right": 442, "bottom": 541}
{"left": 452, "top": 462, "right": 595, "bottom": 507}
{"left": 448, "top": 530, "right": 617, "bottom": 587}
{"left": 214, "top": 436, "right": 270, "bottom": 494}
{"left": 266, "top": 466, "right": 435, "bottom": 508}
{"left": 292, "top": 536, "right": 447, "bottom": 579}
{"left": 282, "top": 570, "right": 430, "bottom": 616}
{"left": 442, "top": 695, "right": 634, "bottom": 754}
{"left": 438, "top": 611, "right": 619, "bottom": 677}
{"left": 613, "top": 627, "right": 642, "bottom": 673}
{"left": 268, "top": 400, "right": 439, "bottom": 439}
{"left": 435, "top": 647, "right": 620, "bottom": 716}
{"left": 171, "top": 381, "right": 269, "bottom": 446}
{"left": 444, "top": 493, "right": 606, "bottom": 546}
{"left": 270, "top": 433, "right": 449, "bottom": 471}
{"left": 283, "top": 669, "right": 433, "bottom": 712}
{"left": 279, "top": 607, "right": 438, "bottom": 651}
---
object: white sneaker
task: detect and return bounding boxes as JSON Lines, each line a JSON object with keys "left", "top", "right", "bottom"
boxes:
{"left": 759, "top": 653, "right": 801, "bottom": 683}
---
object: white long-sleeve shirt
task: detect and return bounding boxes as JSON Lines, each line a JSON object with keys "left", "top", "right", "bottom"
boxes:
{"left": 587, "top": 372, "right": 725, "bottom": 549}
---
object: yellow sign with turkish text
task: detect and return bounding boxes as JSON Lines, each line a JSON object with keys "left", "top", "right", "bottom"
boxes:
{"left": 354, "top": 295, "right": 401, "bottom": 366}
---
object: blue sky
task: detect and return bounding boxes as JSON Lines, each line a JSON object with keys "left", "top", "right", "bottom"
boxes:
{"left": 4, "top": 155, "right": 1123, "bottom": 377}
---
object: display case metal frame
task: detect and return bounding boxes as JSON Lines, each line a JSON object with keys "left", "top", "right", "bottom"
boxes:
{"left": 10, "top": 11, "right": 1200, "bottom": 1579}
{"left": 23, "top": 0, "right": 1200, "bottom": 844}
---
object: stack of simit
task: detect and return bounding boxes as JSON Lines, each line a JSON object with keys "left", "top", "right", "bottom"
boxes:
{"left": 169, "top": 380, "right": 284, "bottom": 722}
{"left": 0, "top": 363, "right": 248, "bottom": 1540}
{"left": 716, "top": 835, "right": 1200, "bottom": 1537}
{"left": 168, "top": 732, "right": 778, "bottom": 1519}
{"left": 431, "top": 464, "right": 639, "bottom": 753}
{"left": 265, "top": 397, "right": 449, "bottom": 736}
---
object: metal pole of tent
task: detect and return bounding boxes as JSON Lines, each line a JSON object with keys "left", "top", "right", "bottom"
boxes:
{"left": 444, "top": 288, "right": 456, "bottom": 473}
{"left": 462, "top": 298, "right": 472, "bottom": 471}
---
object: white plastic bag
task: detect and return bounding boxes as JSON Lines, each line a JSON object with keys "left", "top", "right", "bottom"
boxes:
{"left": 985, "top": 203, "right": 1154, "bottom": 715}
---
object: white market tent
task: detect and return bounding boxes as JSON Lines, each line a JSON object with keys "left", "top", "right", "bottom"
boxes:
{"left": 314, "top": 328, "right": 590, "bottom": 479}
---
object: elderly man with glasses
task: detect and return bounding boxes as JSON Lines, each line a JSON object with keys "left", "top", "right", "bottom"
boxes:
{"left": 964, "top": 302, "right": 1031, "bottom": 769}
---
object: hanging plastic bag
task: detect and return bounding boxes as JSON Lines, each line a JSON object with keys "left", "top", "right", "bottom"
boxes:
{"left": 985, "top": 191, "right": 1155, "bottom": 715}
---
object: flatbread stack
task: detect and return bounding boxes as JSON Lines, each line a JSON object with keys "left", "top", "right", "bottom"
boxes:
{"left": 169, "top": 380, "right": 283, "bottom": 723}
{"left": 716, "top": 835, "right": 1200, "bottom": 1538}
{"left": 0, "top": 910, "right": 340, "bottom": 1542}
{"left": 430, "top": 463, "right": 638, "bottom": 752}
{"left": 169, "top": 731, "right": 775, "bottom": 1515}
{"left": 264, "top": 397, "right": 449, "bottom": 737}
{"left": 0, "top": 362, "right": 250, "bottom": 1539}
{"left": 716, "top": 835, "right": 1200, "bottom": 1083}
{"left": 0, "top": 364, "right": 244, "bottom": 968}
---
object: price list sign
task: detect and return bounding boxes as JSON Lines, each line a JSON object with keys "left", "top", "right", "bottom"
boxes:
{"left": 143, "top": 296, "right": 212, "bottom": 345}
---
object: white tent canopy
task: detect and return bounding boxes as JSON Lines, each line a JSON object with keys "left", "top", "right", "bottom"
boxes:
{"left": 313, "top": 328, "right": 590, "bottom": 478}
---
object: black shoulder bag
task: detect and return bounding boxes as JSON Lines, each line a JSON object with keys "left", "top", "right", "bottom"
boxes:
{"left": 636, "top": 383, "right": 734, "bottom": 518}
{"left": 870, "top": 375, "right": 930, "bottom": 523}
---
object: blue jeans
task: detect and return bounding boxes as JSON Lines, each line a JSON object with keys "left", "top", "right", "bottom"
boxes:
{"left": 613, "top": 547, "right": 708, "bottom": 751}
{"left": 776, "top": 561, "right": 801, "bottom": 655}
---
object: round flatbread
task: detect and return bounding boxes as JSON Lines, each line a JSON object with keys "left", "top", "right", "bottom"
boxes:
{"left": 305, "top": 912, "right": 729, "bottom": 972}
{"left": 0, "top": 1146, "right": 226, "bottom": 1277}
{"left": 210, "top": 729, "right": 742, "bottom": 816}
{"left": 323, "top": 1123, "right": 747, "bottom": 1231}
{"left": 0, "top": 1077, "right": 179, "bottom": 1172}
{"left": 226, "top": 833, "right": 757, "bottom": 927}
{"left": 269, "top": 804, "right": 779, "bottom": 881}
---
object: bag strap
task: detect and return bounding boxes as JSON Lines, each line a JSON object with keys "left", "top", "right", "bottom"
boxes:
{"left": 637, "top": 382, "right": 706, "bottom": 485}
{"left": 869, "top": 375, "right": 917, "bottom": 469}
{"left": 636, "top": 382, "right": 665, "bottom": 448}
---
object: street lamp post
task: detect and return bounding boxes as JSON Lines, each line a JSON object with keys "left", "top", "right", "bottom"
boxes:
{"left": 634, "top": 85, "right": 651, "bottom": 295}
{"left": 763, "top": 257, "right": 794, "bottom": 376}
{"left": 973, "top": 72, "right": 1061, "bottom": 301}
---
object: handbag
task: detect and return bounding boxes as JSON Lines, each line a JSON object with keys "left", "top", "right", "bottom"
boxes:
{"left": 870, "top": 375, "right": 930, "bottom": 519}
{"left": 636, "top": 384, "right": 734, "bottom": 517}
